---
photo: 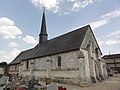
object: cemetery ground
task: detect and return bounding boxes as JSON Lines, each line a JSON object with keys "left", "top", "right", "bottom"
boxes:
{"left": 0, "top": 74, "right": 120, "bottom": 90}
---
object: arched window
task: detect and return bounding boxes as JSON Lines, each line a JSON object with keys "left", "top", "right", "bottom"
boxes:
{"left": 26, "top": 61, "right": 29, "bottom": 69}
{"left": 58, "top": 56, "right": 61, "bottom": 66}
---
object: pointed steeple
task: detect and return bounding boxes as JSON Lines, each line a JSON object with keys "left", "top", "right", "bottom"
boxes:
{"left": 39, "top": 10, "right": 48, "bottom": 44}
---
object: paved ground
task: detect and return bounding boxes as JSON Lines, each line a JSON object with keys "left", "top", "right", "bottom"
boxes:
{"left": 41, "top": 74, "right": 120, "bottom": 90}
{"left": 57, "top": 74, "right": 120, "bottom": 90}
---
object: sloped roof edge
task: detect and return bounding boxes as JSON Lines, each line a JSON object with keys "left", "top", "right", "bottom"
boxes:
{"left": 9, "top": 25, "right": 89, "bottom": 65}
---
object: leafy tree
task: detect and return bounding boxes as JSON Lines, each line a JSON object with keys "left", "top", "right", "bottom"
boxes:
{"left": 0, "top": 62, "right": 7, "bottom": 67}
{"left": 0, "top": 62, "right": 8, "bottom": 75}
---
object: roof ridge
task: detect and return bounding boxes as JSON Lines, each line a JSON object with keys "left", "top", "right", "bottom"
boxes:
{"left": 46, "top": 25, "right": 89, "bottom": 42}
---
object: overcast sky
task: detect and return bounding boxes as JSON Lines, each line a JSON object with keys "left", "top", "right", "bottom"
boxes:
{"left": 0, "top": 0, "right": 120, "bottom": 63}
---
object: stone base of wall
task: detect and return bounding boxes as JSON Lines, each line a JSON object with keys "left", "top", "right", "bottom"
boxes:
{"left": 21, "top": 75, "right": 93, "bottom": 87}
{"left": 38, "top": 77, "right": 91, "bottom": 87}
{"left": 80, "top": 82, "right": 90, "bottom": 87}
{"left": 99, "top": 74, "right": 105, "bottom": 81}
{"left": 79, "top": 77, "right": 91, "bottom": 87}
{"left": 91, "top": 77, "right": 97, "bottom": 83}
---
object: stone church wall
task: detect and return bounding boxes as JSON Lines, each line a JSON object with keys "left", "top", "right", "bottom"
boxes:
{"left": 80, "top": 27, "right": 105, "bottom": 82}
{"left": 8, "top": 64, "right": 19, "bottom": 77}
{"left": 18, "top": 28, "right": 106, "bottom": 85}
{"left": 20, "top": 50, "right": 81, "bottom": 84}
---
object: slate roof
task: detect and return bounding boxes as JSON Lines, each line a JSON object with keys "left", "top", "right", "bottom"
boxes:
{"left": 9, "top": 25, "right": 90, "bottom": 65}
{"left": 103, "top": 54, "right": 120, "bottom": 59}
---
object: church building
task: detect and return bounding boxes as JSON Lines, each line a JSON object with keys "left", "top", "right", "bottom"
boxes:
{"left": 8, "top": 11, "right": 107, "bottom": 86}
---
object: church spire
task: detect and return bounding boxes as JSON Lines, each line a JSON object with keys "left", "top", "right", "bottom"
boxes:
{"left": 39, "top": 9, "right": 48, "bottom": 44}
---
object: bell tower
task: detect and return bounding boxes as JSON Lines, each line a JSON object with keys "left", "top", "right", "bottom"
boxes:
{"left": 39, "top": 10, "right": 48, "bottom": 44}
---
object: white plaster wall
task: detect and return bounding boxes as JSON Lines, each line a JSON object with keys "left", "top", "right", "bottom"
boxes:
{"left": 80, "top": 27, "right": 103, "bottom": 81}
{"left": 35, "top": 57, "right": 48, "bottom": 70}
{"left": 0, "top": 68, "right": 4, "bottom": 74}
{"left": 49, "top": 51, "right": 80, "bottom": 70}
{"left": 22, "top": 61, "right": 27, "bottom": 70}
{"left": 80, "top": 49, "right": 91, "bottom": 79}
{"left": 9, "top": 64, "right": 19, "bottom": 75}
{"left": 20, "top": 50, "right": 80, "bottom": 79}
{"left": 21, "top": 71, "right": 30, "bottom": 76}
{"left": 33, "top": 70, "right": 47, "bottom": 78}
{"left": 9, "top": 65, "right": 15, "bottom": 71}
{"left": 52, "top": 70, "right": 79, "bottom": 78}
{"left": 34, "top": 50, "right": 79, "bottom": 70}
{"left": 81, "top": 27, "right": 102, "bottom": 56}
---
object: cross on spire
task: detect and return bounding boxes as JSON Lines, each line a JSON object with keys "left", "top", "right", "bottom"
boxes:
{"left": 43, "top": 6, "right": 45, "bottom": 13}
